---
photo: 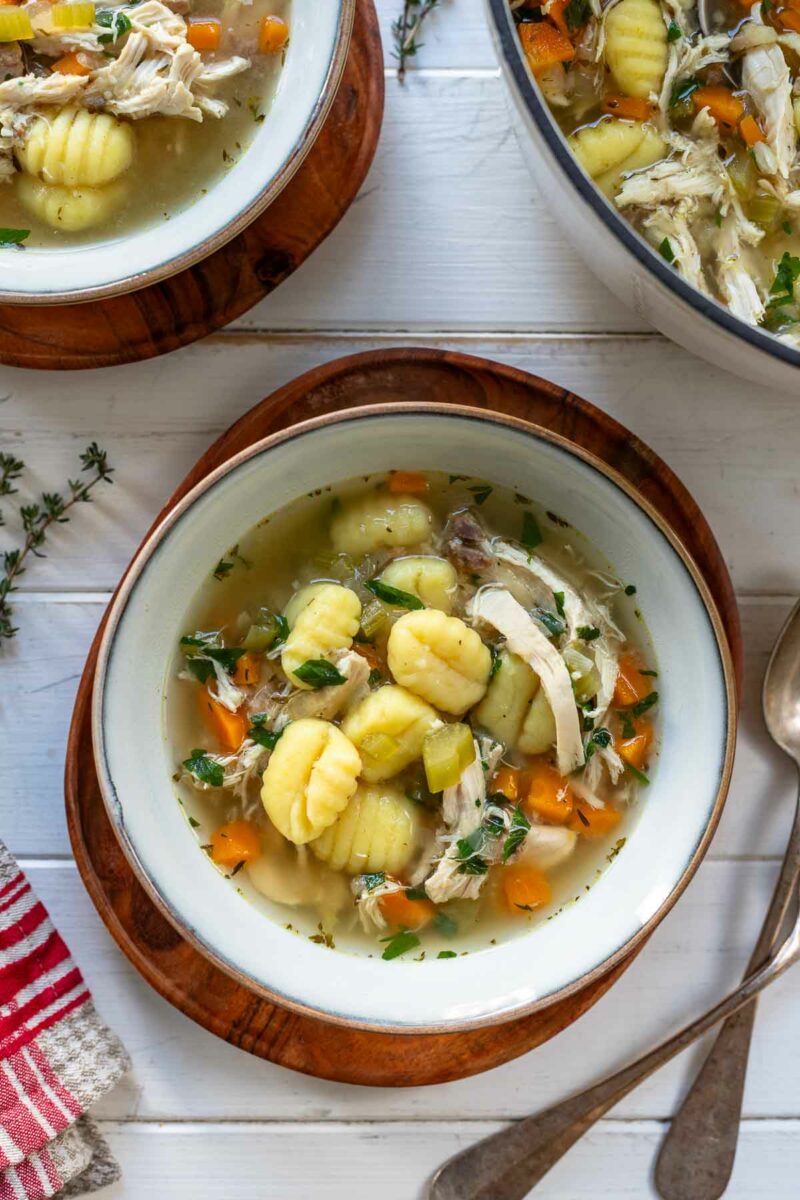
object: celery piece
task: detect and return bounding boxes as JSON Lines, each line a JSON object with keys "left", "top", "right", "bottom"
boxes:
{"left": 51, "top": 2, "right": 95, "bottom": 28}
{"left": 360, "top": 732, "right": 400, "bottom": 763}
{"left": 360, "top": 599, "right": 389, "bottom": 641}
{"left": 0, "top": 8, "right": 33, "bottom": 39}
{"left": 423, "top": 723, "right": 475, "bottom": 793}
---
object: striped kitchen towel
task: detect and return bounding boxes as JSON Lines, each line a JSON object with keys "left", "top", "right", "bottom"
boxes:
{"left": 0, "top": 842, "right": 130, "bottom": 1198}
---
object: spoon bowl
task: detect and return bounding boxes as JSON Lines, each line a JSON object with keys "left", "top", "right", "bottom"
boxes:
{"left": 763, "top": 600, "right": 800, "bottom": 763}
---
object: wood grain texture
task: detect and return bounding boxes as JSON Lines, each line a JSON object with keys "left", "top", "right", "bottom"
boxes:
{"left": 0, "top": 0, "right": 383, "bottom": 371}
{"left": 64, "top": 348, "right": 739, "bottom": 1086}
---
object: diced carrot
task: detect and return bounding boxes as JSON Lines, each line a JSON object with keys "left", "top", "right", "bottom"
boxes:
{"left": 778, "top": 6, "right": 800, "bottom": 30}
{"left": 613, "top": 652, "right": 653, "bottom": 708}
{"left": 739, "top": 114, "right": 765, "bottom": 147}
{"left": 233, "top": 651, "right": 260, "bottom": 688}
{"left": 492, "top": 765, "right": 523, "bottom": 802}
{"left": 51, "top": 51, "right": 92, "bottom": 75}
{"left": 0, "top": 1, "right": 20, "bottom": 6}
{"left": 692, "top": 86, "right": 744, "bottom": 131}
{"left": 258, "top": 13, "right": 289, "bottom": 54}
{"left": 547, "top": 0, "right": 570, "bottom": 35}
{"left": 379, "top": 890, "right": 435, "bottom": 930}
{"left": 186, "top": 17, "right": 221, "bottom": 51}
{"left": 387, "top": 470, "right": 429, "bottom": 495}
{"left": 615, "top": 717, "right": 653, "bottom": 770}
{"left": 199, "top": 689, "right": 247, "bottom": 752}
{"left": 354, "top": 643, "right": 384, "bottom": 671}
{"left": 524, "top": 760, "right": 574, "bottom": 825}
{"left": 602, "top": 94, "right": 654, "bottom": 121}
{"left": 519, "top": 21, "right": 574, "bottom": 73}
{"left": 569, "top": 801, "right": 622, "bottom": 839}
{"left": 503, "top": 865, "right": 552, "bottom": 912}
{"left": 211, "top": 819, "right": 261, "bottom": 868}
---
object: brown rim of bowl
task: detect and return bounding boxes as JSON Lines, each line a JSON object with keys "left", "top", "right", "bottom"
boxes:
{"left": 92, "top": 400, "right": 738, "bottom": 1035}
{"left": 0, "top": 0, "right": 355, "bottom": 308}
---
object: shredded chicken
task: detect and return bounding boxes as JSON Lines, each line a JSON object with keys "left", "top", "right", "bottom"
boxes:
{"left": 716, "top": 211, "right": 767, "bottom": 325}
{"left": 643, "top": 202, "right": 708, "bottom": 292}
{"left": 282, "top": 651, "right": 370, "bottom": 723}
{"left": 742, "top": 42, "right": 796, "bottom": 181}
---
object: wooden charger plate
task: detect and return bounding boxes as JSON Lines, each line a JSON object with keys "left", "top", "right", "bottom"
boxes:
{"left": 0, "top": 0, "right": 383, "bottom": 371}
{"left": 65, "top": 349, "right": 742, "bottom": 1086}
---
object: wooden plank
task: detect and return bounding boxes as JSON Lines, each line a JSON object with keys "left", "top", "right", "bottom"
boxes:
{"left": 0, "top": 335, "right": 795, "bottom": 593}
{"left": 94, "top": 1120, "right": 800, "bottom": 1198}
{"left": 21, "top": 857, "right": 800, "bottom": 1122}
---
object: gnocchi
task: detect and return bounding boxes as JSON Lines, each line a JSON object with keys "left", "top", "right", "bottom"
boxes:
{"left": 569, "top": 120, "right": 666, "bottom": 198}
{"left": 17, "top": 176, "right": 128, "bottom": 232}
{"left": 379, "top": 555, "right": 458, "bottom": 612}
{"left": 387, "top": 609, "right": 492, "bottom": 715}
{"left": 310, "top": 783, "right": 421, "bottom": 875}
{"left": 281, "top": 583, "right": 361, "bottom": 688}
{"left": 19, "top": 108, "right": 135, "bottom": 188}
{"left": 260, "top": 718, "right": 361, "bottom": 845}
{"left": 341, "top": 685, "right": 441, "bottom": 781}
{"left": 330, "top": 491, "right": 435, "bottom": 555}
{"left": 604, "top": 0, "right": 668, "bottom": 99}
{"left": 472, "top": 650, "right": 540, "bottom": 746}
{"left": 517, "top": 688, "right": 558, "bottom": 756}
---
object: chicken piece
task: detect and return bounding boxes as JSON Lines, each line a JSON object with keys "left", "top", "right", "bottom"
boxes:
{"left": 0, "top": 72, "right": 85, "bottom": 108}
{"left": 643, "top": 203, "right": 708, "bottom": 293}
{"left": 0, "top": 43, "right": 23, "bottom": 82}
{"left": 715, "top": 212, "right": 766, "bottom": 326}
{"left": 282, "top": 650, "right": 370, "bottom": 723}
{"left": 441, "top": 508, "right": 494, "bottom": 573}
{"left": 470, "top": 588, "right": 584, "bottom": 774}
{"left": 659, "top": 33, "right": 729, "bottom": 111}
{"left": 742, "top": 43, "right": 796, "bottom": 181}
{"left": 424, "top": 739, "right": 504, "bottom": 904}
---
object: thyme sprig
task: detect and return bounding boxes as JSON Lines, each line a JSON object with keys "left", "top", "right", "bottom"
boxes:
{"left": 0, "top": 443, "right": 114, "bottom": 643}
{"left": 392, "top": 0, "right": 440, "bottom": 80}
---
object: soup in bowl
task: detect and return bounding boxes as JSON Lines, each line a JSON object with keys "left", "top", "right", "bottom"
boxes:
{"left": 94, "top": 406, "right": 735, "bottom": 1030}
{"left": 0, "top": 0, "right": 353, "bottom": 299}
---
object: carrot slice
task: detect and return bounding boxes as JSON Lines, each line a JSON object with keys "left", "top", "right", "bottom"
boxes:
{"left": 613, "top": 652, "right": 653, "bottom": 708}
{"left": 503, "top": 865, "right": 552, "bottom": 912}
{"left": 379, "top": 890, "right": 435, "bottom": 930}
{"left": 615, "top": 717, "right": 653, "bottom": 770}
{"left": 51, "top": 51, "right": 93, "bottom": 75}
{"left": 524, "top": 760, "right": 574, "bottom": 825}
{"left": 602, "top": 94, "right": 654, "bottom": 121}
{"left": 692, "top": 85, "right": 744, "bottom": 130}
{"left": 233, "top": 651, "right": 260, "bottom": 688}
{"left": 186, "top": 17, "right": 221, "bottom": 50}
{"left": 778, "top": 7, "right": 800, "bottom": 30}
{"left": 739, "top": 114, "right": 765, "bottom": 146}
{"left": 519, "top": 21, "right": 574, "bottom": 73}
{"left": 199, "top": 690, "right": 247, "bottom": 752}
{"left": 258, "top": 13, "right": 289, "bottom": 53}
{"left": 211, "top": 819, "right": 261, "bottom": 868}
{"left": 569, "top": 801, "right": 622, "bottom": 839}
{"left": 492, "top": 765, "right": 523, "bottom": 802}
{"left": 387, "top": 470, "right": 429, "bottom": 494}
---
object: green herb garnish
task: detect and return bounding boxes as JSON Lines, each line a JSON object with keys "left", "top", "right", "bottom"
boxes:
{"left": 503, "top": 804, "right": 531, "bottom": 862}
{"left": 468, "top": 484, "right": 493, "bottom": 506}
{"left": 670, "top": 78, "right": 699, "bottom": 108}
{"left": 631, "top": 690, "right": 659, "bottom": 717}
{"left": 534, "top": 607, "right": 565, "bottom": 638}
{"left": 365, "top": 578, "right": 424, "bottom": 610}
{"left": 488, "top": 645, "right": 502, "bottom": 681}
{"left": 437, "top": 950, "right": 457, "bottom": 959}
{"left": 659, "top": 237, "right": 675, "bottom": 264}
{"left": 183, "top": 749, "right": 224, "bottom": 788}
{"left": 213, "top": 559, "right": 233, "bottom": 581}
{"left": 368, "top": 667, "right": 382, "bottom": 685}
{"left": 455, "top": 828, "right": 489, "bottom": 875}
{"left": 0, "top": 228, "right": 29, "bottom": 247}
{"left": 625, "top": 762, "right": 651, "bottom": 785}
{"left": 667, "top": 19, "right": 681, "bottom": 39}
{"left": 97, "top": 8, "right": 132, "bottom": 42}
{"left": 405, "top": 884, "right": 428, "bottom": 900}
{"left": 585, "top": 727, "right": 611, "bottom": 760}
{"left": 362, "top": 872, "right": 386, "bottom": 892}
{"left": 292, "top": 659, "right": 347, "bottom": 688}
{"left": 624, "top": 584, "right": 637, "bottom": 596}
{"left": 247, "top": 714, "right": 283, "bottom": 750}
{"left": 434, "top": 911, "right": 458, "bottom": 937}
{"left": 618, "top": 710, "right": 636, "bottom": 739}
{"left": 577, "top": 625, "right": 601, "bottom": 641}
{"left": 564, "top": 0, "right": 591, "bottom": 29}
{"left": 380, "top": 930, "right": 420, "bottom": 960}
{"left": 554, "top": 590, "right": 565, "bottom": 616}
{"left": 521, "top": 510, "right": 543, "bottom": 550}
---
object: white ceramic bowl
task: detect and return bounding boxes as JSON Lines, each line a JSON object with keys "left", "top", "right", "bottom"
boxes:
{"left": 484, "top": 0, "right": 800, "bottom": 391}
{"left": 93, "top": 404, "right": 736, "bottom": 1032}
{"left": 2, "top": 0, "right": 354, "bottom": 303}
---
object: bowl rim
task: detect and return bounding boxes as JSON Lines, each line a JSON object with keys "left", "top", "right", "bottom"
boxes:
{"left": 484, "top": 0, "right": 800, "bottom": 372}
{"left": 92, "top": 400, "right": 738, "bottom": 1033}
{"left": 0, "top": 0, "right": 355, "bottom": 307}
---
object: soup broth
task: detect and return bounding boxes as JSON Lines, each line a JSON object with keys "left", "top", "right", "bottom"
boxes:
{"left": 512, "top": 0, "right": 800, "bottom": 346}
{"left": 168, "top": 471, "right": 660, "bottom": 960}
{"left": 0, "top": 0, "right": 289, "bottom": 246}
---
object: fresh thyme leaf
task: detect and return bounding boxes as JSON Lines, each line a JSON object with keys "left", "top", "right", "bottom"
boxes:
{"left": 553, "top": 590, "right": 565, "bottom": 616}
{"left": 0, "top": 228, "right": 29, "bottom": 247}
{"left": 437, "top": 950, "right": 457, "bottom": 959}
{"left": 292, "top": 659, "right": 347, "bottom": 688}
{"left": 0, "top": 443, "right": 113, "bottom": 646}
{"left": 183, "top": 749, "right": 224, "bottom": 788}
{"left": 640, "top": 668, "right": 658, "bottom": 677}
{"left": 362, "top": 872, "right": 386, "bottom": 892}
{"left": 577, "top": 625, "right": 601, "bottom": 641}
{"left": 667, "top": 19, "right": 681, "bottom": 39}
{"left": 380, "top": 929, "right": 420, "bottom": 960}
{"left": 468, "top": 484, "right": 493, "bottom": 506}
{"left": 392, "top": 0, "right": 440, "bottom": 81}
{"left": 625, "top": 762, "right": 650, "bottom": 785}
{"left": 631, "top": 690, "right": 659, "bottom": 717}
{"left": 503, "top": 804, "right": 531, "bottom": 862}
{"left": 521, "top": 510, "right": 543, "bottom": 550}
{"left": 433, "top": 911, "right": 458, "bottom": 937}
{"left": 577, "top": 808, "right": 590, "bottom": 827}
{"left": 546, "top": 510, "right": 570, "bottom": 528}
{"left": 230, "top": 860, "right": 246, "bottom": 877}
{"left": 533, "top": 607, "right": 565, "bottom": 638}
{"left": 659, "top": 237, "right": 676, "bottom": 264}
{"left": 366, "top": 578, "right": 424, "bottom": 610}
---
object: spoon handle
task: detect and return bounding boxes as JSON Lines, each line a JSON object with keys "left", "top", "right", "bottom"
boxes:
{"left": 654, "top": 798, "right": 800, "bottom": 1200}
{"left": 428, "top": 936, "right": 798, "bottom": 1200}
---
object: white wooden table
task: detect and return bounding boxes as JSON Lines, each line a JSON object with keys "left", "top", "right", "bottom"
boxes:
{"left": 2, "top": 2, "right": 799, "bottom": 1193}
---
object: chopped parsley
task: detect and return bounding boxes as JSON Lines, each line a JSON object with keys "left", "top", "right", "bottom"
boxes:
{"left": 625, "top": 762, "right": 651, "bottom": 786}
{"left": 585, "top": 727, "right": 611, "bottom": 760}
{"left": 468, "top": 484, "right": 493, "bottom": 506}
{"left": 292, "top": 659, "right": 347, "bottom": 688}
{"left": 180, "top": 635, "right": 245, "bottom": 682}
{"left": 503, "top": 804, "right": 531, "bottom": 862}
{"left": 188, "top": 816, "right": 200, "bottom": 829}
{"left": 624, "top": 584, "right": 637, "bottom": 596}
{"left": 554, "top": 590, "right": 566, "bottom": 616}
{"left": 631, "top": 690, "right": 659, "bottom": 717}
{"left": 434, "top": 911, "right": 458, "bottom": 937}
{"left": 577, "top": 625, "right": 601, "bottom": 641}
{"left": 380, "top": 930, "right": 420, "bottom": 960}
{"left": 368, "top": 667, "right": 382, "bottom": 686}
{"left": 405, "top": 884, "right": 428, "bottom": 900}
{"left": 213, "top": 559, "right": 234, "bottom": 581}
{"left": 659, "top": 237, "right": 676, "bottom": 264}
{"left": 182, "top": 749, "right": 224, "bottom": 788}
{"left": 533, "top": 607, "right": 565, "bottom": 638}
{"left": 765, "top": 252, "right": 800, "bottom": 323}
{"left": 563, "top": 0, "right": 591, "bottom": 27}
{"left": 783, "top": 220, "right": 793, "bottom": 235}
{"left": 667, "top": 19, "right": 681, "bottom": 39}
{"left": 670, "top": 78, "right": 699, "bottom": 108}
{"left": 437, "top": 950, "right": 458, "bottom": 959}
{"left": 97, "top": 8, "right": 132, "bottom": 42}
{"left": 640, "top": 668, "right": 658, "bottom": 677}
{"left": 521, "top": 510, "right": 543, "bottom": 550}
{"left": 488, "top": 646, "right": 502, "bottom": 681}
{"left": 247, "top": 714, "right": 283, "bottom": 750}
{"left": 0, "top": 228, "right": 29, "bottom": 247}
{"left": 455, "top": 828, "right": 489, "bottom": 875}
{"left": 362, "top": 872, "right": 386, "bottom": 892}
{"left": 365, "top": 578, "right": 424, "bottom": 610}
{"left": 618, "top": 710, "right": 636, "bottom": 739}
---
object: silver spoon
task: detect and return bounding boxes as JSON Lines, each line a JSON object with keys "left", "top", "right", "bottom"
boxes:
{"left": 655, "top": 599, "right": 800, "bottom": 1200}
{"left": 428, "top": 602, "right": 800, "bottom": 1200}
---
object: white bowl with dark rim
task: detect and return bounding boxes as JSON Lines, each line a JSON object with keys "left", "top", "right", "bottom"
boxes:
{"left": 3, "top": 0, "right": 354, "bottom": 304}
{"left": 92, "top": 404, "right": 737, "bottom": 1033}
{"left": 484, "top": 0, "right": 800, "bottom": 390}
